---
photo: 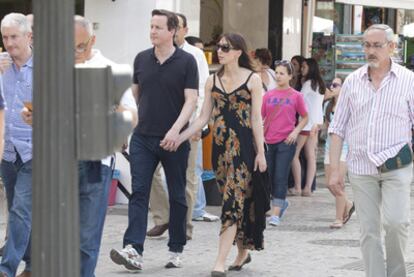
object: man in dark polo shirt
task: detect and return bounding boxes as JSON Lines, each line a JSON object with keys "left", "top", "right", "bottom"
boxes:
{"left": 109, "top": 9, "right": 198, "bottom": 271}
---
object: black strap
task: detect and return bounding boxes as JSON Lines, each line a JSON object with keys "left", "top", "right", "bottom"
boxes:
{"left": 245, "top": 71, "right": 255, "bottom": 85}
{"left": 117, "top": 181, "right": 131, "bottom": 200}
{"left": 217, "top": 71, "right": 255, "bottom": 94}
{"left": 217, "top": 74, "right": 227, "bottom": 94}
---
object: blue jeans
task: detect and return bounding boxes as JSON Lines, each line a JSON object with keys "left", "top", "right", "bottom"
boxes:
{"left": 79, "top": 161, "right": 112, "bottom": 277}
{"left": 124, "top": 133, "right": 189, "bottom": 255}
{"left": 192, "top": 141, "right": 206, "bottom": 219}
{"left": 266, "top": 142, "right": 296, "bottom": 208}
{"left": 0, "top": 156, "right": 32, "bottom": 277}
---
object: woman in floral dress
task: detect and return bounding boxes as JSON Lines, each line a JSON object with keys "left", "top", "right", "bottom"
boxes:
{"left": 166, "top": 33, "right": 266, "bottom": 277}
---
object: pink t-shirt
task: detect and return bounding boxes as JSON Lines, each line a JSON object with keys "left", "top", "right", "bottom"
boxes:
{"left": 262, "top": 87, "right": 308, "bottom": 144}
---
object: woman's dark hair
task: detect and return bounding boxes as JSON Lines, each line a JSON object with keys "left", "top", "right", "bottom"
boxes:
{"left": 151, "top": 9, "right": 178, "bottom": 31}
{"left": 217, "top": 33, "right": 254, "bottom": 77}
{"left": 303, "top": 58, "right": 326, "bottom": 95}
{"left": 291, "top": 55, "right": 305, "bottom": 67}
{"left": 290, "top": 55, "right": 305, "bottom": 90}
{"left": 185, "top": 36, "right": 203, "bottom": 46}
{"left": 324, "top": 76, "right": 344, "bottom": 121}
{"left": 254, "top": 48, "right": 272, "bottom": 67}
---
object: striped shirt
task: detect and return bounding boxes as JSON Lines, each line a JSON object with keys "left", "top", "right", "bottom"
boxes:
{"left": 329, "top": 62, "right": 414, "bottom": 175}
{"left": 1, "top": 56, "right": 33, "bottom": 163}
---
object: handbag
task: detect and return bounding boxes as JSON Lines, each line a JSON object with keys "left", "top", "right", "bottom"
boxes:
{"left": 378, "top": 144, "right": 413, "bottom": 172}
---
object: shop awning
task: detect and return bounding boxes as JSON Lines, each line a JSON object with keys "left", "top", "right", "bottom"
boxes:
{"left": 335, "top": 0, "right": 414, "bottom": 10}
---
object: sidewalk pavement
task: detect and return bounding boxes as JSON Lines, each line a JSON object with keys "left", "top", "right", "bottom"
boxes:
{"left": 2, "top": 176, "right": 414, "bottom": 276}
{"left": 93, "top": 175, "right": 412, "bottom": 277}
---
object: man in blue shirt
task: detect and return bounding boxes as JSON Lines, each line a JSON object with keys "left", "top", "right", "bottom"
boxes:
{"left": 0, "top": 13, "right": 33, "bottom": 277}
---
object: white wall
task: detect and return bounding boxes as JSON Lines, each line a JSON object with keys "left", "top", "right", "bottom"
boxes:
{"left": 84, "top": 0, "right": 155, "bottom": 66}
{"left": 282, "top": 0, "right": 303, "bottom": 59}
{"left": 223, "top": 0, "right": 269, "bottom": 50}
{"left": 156, "top": 0, "right": 201, "bottom": 37}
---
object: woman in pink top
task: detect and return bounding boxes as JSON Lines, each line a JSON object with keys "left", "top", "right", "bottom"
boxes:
{"left": 262, "top": 61, "right": 308, "bottom": 226}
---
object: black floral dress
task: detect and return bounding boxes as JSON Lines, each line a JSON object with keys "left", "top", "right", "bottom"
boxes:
{"left": 211, "top": 72, "right": 262, "bottom": 250}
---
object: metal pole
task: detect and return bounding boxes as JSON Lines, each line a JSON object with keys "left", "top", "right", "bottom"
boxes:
{"left": 32, "top": 1, "right": 79, "bottom": 276}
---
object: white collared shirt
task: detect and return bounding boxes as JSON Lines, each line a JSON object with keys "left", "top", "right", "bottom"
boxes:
{"left": 180, "top": 41, "right": 209, "bottom": 117}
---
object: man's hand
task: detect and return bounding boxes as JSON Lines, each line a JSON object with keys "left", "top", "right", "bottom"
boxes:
{"left": 160, "top": 127, "right": 180, "bottom": 151}
{"left": 328, "top": 168, "right": 345, "bottom": 196}
{"left": 190, "top": 130, "right": 202, "bottom": 142}
{"left": 21, "top": 107, "right": 32, "bottom": 126}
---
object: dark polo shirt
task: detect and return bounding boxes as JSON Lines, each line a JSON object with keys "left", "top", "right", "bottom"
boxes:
{"left": 133, "top": 47, "right": 199, "bottom": 137}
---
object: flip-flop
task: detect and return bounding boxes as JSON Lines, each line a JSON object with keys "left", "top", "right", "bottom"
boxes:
{"left": 343, "top": 202, "right": 355, "bottom": 224}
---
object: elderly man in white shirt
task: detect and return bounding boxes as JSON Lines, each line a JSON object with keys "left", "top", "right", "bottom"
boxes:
{"left": 329, "top": 24, "right": 414, "bottom": 277}
{"left": 146, "top": 12, "right": 217, "bottom": 240}
{"left": 74, "top": 15, "right": 137, "bottom": 277}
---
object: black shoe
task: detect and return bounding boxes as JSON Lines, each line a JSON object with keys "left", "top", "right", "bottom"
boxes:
{"left": 211, "top": 271, "right": 226, "bottom": 277}
{"left": 228, "top": 253, "right": 251, "bottom": 271}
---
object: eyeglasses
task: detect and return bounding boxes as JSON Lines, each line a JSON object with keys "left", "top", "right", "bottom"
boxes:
{"left": 331, "top": 82, "right": 341, "bottom": 88}
{"left": 75, "top": 37, "right": 92, "bottom": 53}
{"left": 362, "top": 41, "right": 389, "bottom": 49}
{"left": 274, "top": 60, "right": 294, "bottom": 72}
{"left": 216, "top": 44, "right": 234, "bottom": 53}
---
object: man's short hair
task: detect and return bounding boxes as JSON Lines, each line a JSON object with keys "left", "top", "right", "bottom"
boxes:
{"left": 1, "top": 13, "right": 32, "bottom": 34}
{"left": 74, "top": 15, "right": 94, "bottom": 36}
{"left": 175, "top": 13, "right": 187, "bottom": 28}
{"left": 152, "top": 9, "right": 178, "bottom": 31}
{"left": 185, "top": 36, "right": 203, "bottom": 46}
{"left": 364, "top": 24, "right": 395, "bottom": 42}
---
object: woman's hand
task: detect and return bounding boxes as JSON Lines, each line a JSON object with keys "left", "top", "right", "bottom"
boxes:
{"left": 285, "top": 130, "right": 299, "bottom": 145}
{"left": 310, "top": 125, "right": 319, "bottom": 137}
{"left": 254, "top": 152, "right": 267, "bottom": 172}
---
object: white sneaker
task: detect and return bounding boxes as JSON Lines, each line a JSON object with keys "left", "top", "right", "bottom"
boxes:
{"left": 110, "top": 244, "right": 143, "bottom": 271}
{"left": 193, "top": 212, "right": 220, "bottom": 222}
{"left": 165, "top": 251, "right": 183, "bottom": 268}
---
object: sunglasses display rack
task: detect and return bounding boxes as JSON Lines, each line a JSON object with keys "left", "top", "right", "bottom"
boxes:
{"left": 334, "top": 34, "right": 365, "bottom": 80}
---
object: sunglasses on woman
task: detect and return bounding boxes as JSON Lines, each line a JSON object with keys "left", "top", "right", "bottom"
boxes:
{"left": 216, "top": 44, "right": 234, "bottom": 53}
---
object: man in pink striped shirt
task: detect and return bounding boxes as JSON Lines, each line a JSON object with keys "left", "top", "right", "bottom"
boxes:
{"left": 329, "top": 24, "right": 414, "bottom": 277}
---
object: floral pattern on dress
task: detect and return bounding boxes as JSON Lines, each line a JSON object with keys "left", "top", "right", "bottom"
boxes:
{"left": 210, "top": 73, "right": 263, "bottom": 250}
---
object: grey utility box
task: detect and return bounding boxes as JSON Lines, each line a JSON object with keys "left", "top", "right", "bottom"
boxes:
{"left": 75, "top": 64, "right": 133, "bottom": 160}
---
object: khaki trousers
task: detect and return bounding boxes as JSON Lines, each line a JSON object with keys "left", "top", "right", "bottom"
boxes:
{"left": 149, "top": 140, "right": 199, "bottom": 237}
{"left": 349, "top": 164, "right": 412, "bottom": 277}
